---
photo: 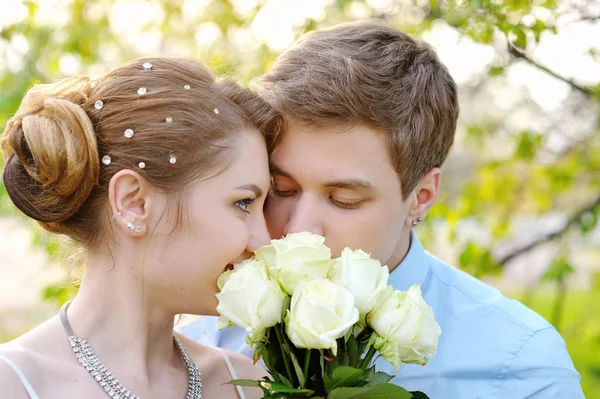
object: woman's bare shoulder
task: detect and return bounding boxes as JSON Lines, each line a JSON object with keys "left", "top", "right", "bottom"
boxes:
{"left": 0, "top": 343, "right": 38, "bottom": 399}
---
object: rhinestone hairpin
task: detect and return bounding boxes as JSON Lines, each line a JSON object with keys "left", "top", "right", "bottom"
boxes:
{"left": 137, "top": 87, "right": 147, "bottom": 95}
{"left": 90, "top": 81, "right": 97, "bottom": 89}
{"left": 165, "top": 117, "right": 173, "bottom": 123}
{"left": 169, "top": 154, "right": 177, "bottom": 165}
{"left": 101, "top": 155, "right": 111, "bottom": 166}
{"left": 124, "top": 129, "right": 134, "bottom": 139}
{"left": 143, "top": 62, "right": 153, "bottom": 70}
{"left": 184, "top": 84, "right": 190, "bottom": 90}
{"left": 138, "top": 161, "right": 146, "bottom": 169}
{"left": 213, "top": 108, "right": 219, "bottom": 115}
{"left": 94, "top": 100, "right": 104, "bottom": 110}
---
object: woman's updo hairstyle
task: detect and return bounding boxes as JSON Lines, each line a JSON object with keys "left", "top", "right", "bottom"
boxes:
{"left": 1, "top": 57, "right": 282, "bottom": 249}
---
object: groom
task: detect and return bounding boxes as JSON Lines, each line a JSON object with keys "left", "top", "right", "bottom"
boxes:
{"left": 183, "top": 21, "right": 584, "bottom": 398}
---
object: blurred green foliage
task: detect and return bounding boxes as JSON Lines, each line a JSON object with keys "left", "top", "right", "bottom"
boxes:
{"left": 522, "top": 282, "right": 600, "bottom": 398}
{"left": 1, "top": 0, "right": 599, "bottom": 395}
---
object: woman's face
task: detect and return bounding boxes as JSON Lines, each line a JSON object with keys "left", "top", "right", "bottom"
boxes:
{"left": 147, "top": 130, "right": 271, "bottom": 315}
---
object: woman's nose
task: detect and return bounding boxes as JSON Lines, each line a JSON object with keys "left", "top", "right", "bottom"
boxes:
{"left": 246, "top": 215, "right": 271, "bottom": 252}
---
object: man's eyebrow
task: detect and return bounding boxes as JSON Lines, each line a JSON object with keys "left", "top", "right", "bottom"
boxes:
{"left": 323, "top": 179, "right": 374, "bottom": 190}
{"left": 271, "top": 163, "right": 373, "bottom": 191}
{"left": 235, "top": 184, "right": 263, "bottom": 197}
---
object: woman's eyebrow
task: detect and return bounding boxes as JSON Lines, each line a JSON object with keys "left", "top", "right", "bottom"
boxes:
{"left": 234, "top": 184, "right": 263, "bottom": 197}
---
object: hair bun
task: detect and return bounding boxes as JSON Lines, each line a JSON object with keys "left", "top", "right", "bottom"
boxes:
{"left": 1, "top": 77, "right": 100, "bottom": 224}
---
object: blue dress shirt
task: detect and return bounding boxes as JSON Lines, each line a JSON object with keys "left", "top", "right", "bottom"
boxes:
{"left": 180, "top": 233, "right": 584, "bottom": 398}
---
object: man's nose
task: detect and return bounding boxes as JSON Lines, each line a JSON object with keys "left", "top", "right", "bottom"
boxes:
{"left": 283, "top": 194, "right": 324, "bottom": 236}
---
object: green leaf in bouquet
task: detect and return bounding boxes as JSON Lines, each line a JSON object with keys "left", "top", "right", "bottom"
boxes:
{"left": 335, "top": 338, "right": 349, "bottom": 367}
{"left": 323, "top": 365, "right": 364, "bottom": 392}
{"left": 359, "top": 365, "right": 375, "bottom": 383}
{"left": 276, "top": 323, "right": 306, "bottom": 387}
{"left": 274, "top": 324, "right": 297, "bottom": 386}
{"left": 260, "top": 333, "right": 282, "bottom": 383}
{"left": 284, "top": 342, "right": 305, "bottom": 384}
{"left": 363, "top": 371, "right": 393, "bottom": 387}
{"left": 225, "top": 379, "right": 262, "bottom": 387}
{"left": 346, "top": 333, "right": 360, "bottom": 367}
{"left": 259, "top": 381, "right": 315, "bottom": 396}
{"left": 409, "top": 391, "right": 430, "bottom": 399}
{"left": 288, "top": 348, "right": 306, "bottom": 387}
{"left": 328, "top": 383, "right": 413, "bottom": 399}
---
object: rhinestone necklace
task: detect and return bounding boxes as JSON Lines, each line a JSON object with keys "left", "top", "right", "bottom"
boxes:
{"left": 59, "top": 301, "right": 202, "bottom": 399}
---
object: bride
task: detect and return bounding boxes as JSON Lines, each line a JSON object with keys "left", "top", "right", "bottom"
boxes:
{"left": 0, "top": 57, "right": 280, "bottom": 398}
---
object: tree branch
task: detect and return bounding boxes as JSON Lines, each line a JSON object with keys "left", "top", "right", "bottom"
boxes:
{"left": 507, "top": 42, "right": 595, "bottom": 97}
{"left": 576, "top": 15, "right": 600, "bottom": 22}
{"left": 497, "top": 193, "right": 600, "bottom": 267}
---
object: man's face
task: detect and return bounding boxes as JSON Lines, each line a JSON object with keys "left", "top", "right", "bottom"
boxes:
{"left": 265, "top": 120, "right": 414, "bottom": 269}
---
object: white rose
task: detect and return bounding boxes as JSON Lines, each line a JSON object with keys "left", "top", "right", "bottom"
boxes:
{"left": 216, "top": 258, "right": 286, "bottom": 345}
{"left": 285, "top": 278, "right": 359, "bottom": 355}
{"left": 367, "top": 284, "right": 441, "bottom": 369}
{"left": 330, "top": 247, "right": 389, "bottom": 322}
{"left": 256, "top": 232, "right": 335, "bottom": 295}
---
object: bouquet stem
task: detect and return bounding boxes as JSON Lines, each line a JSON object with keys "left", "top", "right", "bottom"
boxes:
{"left": 274, "top": 325, "right": 296, "bottom": 386}
{"left": 359, "top": 346, "right": 377, "bottom": 370}
{"left": 303, "top": 349, "right": 311, "bottom": 387}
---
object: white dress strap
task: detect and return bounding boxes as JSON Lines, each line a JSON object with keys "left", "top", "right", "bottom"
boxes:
{"left": 0, "top": 354, "right": 40, "bottom": 399}
{"left": 214, "top": 347, "right": 247, "bottom": 399}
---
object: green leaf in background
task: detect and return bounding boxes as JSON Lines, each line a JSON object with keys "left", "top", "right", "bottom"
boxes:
{"left": 578, "top": 210, "right": 598, "bottom": 235}
{"left": 542, "top": 256, "right": 575, "bottom": 283}
{"left": 458, "top": 241, "right": 500, "bottom": 278}
{"left": 42, "top": 282, "right": 79, "bottom": 306}
{"left": 488, "top": 65, "right": 505, "bottom": 76}
{"left": 515, "top": 131, "right": 542, "bottom": 160}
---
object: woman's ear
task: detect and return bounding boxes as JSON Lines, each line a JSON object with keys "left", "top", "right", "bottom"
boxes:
{"left": 108, "top": 169, "right": 155, "bottom": 237}
{"left": 404, "top": 168, "right": 441, "bottom": 228}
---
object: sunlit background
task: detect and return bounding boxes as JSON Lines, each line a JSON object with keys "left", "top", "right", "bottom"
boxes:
{"left": 1, "top": 0, "right": 599, "bottom": 396}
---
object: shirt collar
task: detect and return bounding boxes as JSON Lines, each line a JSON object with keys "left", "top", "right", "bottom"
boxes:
{"left": 387, "top": 230, "right": 430, "bottom": 292}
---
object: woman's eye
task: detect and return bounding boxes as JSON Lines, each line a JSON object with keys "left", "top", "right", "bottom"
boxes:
{"left": 330, "top": 197, "right": 364, "bottom": 210}
{"left": 235, "top": 198, "right": 256, "bottom": 213}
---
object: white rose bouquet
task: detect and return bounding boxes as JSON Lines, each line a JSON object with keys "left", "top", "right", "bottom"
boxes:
{"left": 216, "top": 232, "right": 440, "bottom": 399}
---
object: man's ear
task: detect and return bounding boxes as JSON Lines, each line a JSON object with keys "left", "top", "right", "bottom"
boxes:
{"left": 404, "top": 168, "right": 441, "bottom": 228}
{"left": 108, "top": 169, "right": 155, "bottom": 236}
